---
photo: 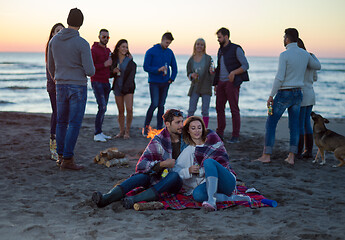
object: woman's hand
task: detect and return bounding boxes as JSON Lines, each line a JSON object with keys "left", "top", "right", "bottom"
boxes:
{"left": 189, "top": 165, "right": 200, "bottom": 174}
{"left": 113, "top": 67, "right": 120, "bottom": 74}
{"left": 209, "top": 66, "right": 215, "bottom": 74}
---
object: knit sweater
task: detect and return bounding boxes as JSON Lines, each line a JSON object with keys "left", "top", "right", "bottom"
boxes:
{"left": 270, "top": 43, "right": 321, "bottom": 97}
{"left": 186, "top": 54, "right": 214, "bottom": 96}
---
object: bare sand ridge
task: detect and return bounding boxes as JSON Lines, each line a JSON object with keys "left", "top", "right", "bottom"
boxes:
{"left": 0, "top": 111, "right": 344, "bottom": 239}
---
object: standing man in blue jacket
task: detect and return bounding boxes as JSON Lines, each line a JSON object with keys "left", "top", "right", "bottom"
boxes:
{"left": 142, "top": 32, "right": 178, "bottom": 136}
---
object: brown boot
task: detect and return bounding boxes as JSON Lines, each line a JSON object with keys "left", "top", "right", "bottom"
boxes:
{"left": 60, "top": 157, "right": 84, "bottom": 170}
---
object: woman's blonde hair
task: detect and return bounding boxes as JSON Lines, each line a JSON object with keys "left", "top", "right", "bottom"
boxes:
{"left": 182, "top": 116, "right": 207, "bottom": 145}
{"left": 192, "top": 38, "right": 206, "bottom": 56}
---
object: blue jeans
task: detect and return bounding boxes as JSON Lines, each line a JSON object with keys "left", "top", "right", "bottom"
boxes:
{"left": 144, "top": 82, "right": 170, "bottom": 129}
{"left": 264, "top": 89, "right": 303, "bottom": 154}
{"left": 91, "top": 81, "right": 111, "bottom": 135}
{"left": 299, "top": 105, "right": 313, "bottom": 135}
{"left": 56, "top": 84, "right": 87, "bottom": 158}
{"left": 193, "top": 159, "right": 236, "bottom": 202}
{"left": 188, "top": 91, "right": 211, "bottom": 117}
{"left": 120, "top": 172, "right": 182, "bottom": 195}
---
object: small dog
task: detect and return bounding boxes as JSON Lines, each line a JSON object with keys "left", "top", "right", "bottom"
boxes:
{"left": 311, "top": 112, "right": 345, "bottom": 167}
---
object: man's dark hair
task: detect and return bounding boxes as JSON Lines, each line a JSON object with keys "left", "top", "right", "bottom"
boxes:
{"left": 284, "top": 28, "right": 299, "bottom": 43}
{"left": 162, "top": 32, "right": 174, "bottom": 41}
{"left": 162, "top": 109, "right": 183, "bottom": 123}
{"left": 99, "top": 29, "right": 109, "bottom": 35}
{"left": 216, "top": 27, "right": 230, "bottom": 38}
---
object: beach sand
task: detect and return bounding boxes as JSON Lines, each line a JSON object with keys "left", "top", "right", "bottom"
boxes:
{"left": 0, "top": 111, "right": 344, "bottom": 239}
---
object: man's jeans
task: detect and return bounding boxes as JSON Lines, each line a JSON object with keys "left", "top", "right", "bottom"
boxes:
{"left": 216, "top": 81, "right": 240, "bottom": 138}
{"left": 91, "top": 81, "right": 111, "bottom": 135}
{"left": 119, "top": 172, "right": 182, "bottom": 195}
{"left": 56, "top": 84, "right": 87, "bottom": 158}
{"left": 264, "top": 89, "right": 303, "bottom": 154}
{"left": 144, "top": 82, "right": 170, "bottom": 129}
{"left": 192, "top": 158, "right": 236, "bottom": 202}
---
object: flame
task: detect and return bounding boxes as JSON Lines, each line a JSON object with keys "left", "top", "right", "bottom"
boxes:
{"left": 147, "top": 126, "right": 163, "bottom": 139}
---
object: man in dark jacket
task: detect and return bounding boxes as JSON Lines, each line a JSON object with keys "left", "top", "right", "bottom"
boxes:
{"left": 214, "top": 27, "right": 249, "bottom": 143}
{"left": 91, "top": 29, "right": 112, "bottom": 142}
{"left": 48, "top": 8, "right": 95, "bottom": 170}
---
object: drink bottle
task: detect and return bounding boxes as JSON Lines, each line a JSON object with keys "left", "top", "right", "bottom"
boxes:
{"left": 164, "top": 63, "right": 168, "bottom": 75}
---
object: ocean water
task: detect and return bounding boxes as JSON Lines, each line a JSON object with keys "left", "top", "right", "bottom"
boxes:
{"left": 0, "top": 52, "right": 344, "bottom": 118}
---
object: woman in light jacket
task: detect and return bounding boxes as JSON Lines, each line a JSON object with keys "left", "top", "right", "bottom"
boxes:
{"left": 297, "top": 38, "right": 319, "bottom": 158}
{"left": 186, "top": 38, "right": 215, "bottom": 128}
{"left": 173, "top": 116, "right": 243, "bottom": 211}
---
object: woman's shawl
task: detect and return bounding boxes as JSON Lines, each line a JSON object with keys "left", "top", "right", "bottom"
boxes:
{"left": 194, "top": 130, "right": 235, "bottom": 174}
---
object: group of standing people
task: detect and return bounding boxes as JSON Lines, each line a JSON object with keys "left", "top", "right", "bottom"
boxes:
{"left": 45, "top": 7, "right": 250, "bottom": 171}
{"left": 46, "top": 8, "right": 320, "bottom": 174}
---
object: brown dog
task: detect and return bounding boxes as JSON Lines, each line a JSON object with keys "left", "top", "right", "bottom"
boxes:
{"left": 311, "top": 112, "right": 345, "bottom": 167}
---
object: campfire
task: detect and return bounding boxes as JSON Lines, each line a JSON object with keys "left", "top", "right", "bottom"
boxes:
{"left": 146, "top": 126, "right": 163, "bottom": 139}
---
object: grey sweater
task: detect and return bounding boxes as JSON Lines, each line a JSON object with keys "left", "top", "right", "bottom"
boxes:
{"left": 48, "top": 28, "right": 95, "bottom": 86}
{"left": 270, "top": 43, "right": 321, "bottom": 97}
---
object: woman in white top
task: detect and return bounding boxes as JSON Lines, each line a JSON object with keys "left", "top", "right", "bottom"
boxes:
{"left": 173, "top": 116, "right": 237, "bottom": 211}
{"left": 297, "top": 38, "right": 319, "bottom": 159}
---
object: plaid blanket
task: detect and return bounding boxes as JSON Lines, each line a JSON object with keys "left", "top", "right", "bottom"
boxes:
{"left": 194, "top": 130, "right": 236, "bottom": 175}
{"left": 135, "top": 128, "right": 187, "bottom": 185}
{"left": 127, "top": 185, "right": 272, "bottom": 210}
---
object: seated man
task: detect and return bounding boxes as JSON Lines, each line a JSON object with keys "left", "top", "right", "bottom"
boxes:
{"left": 92, "top": 109, "right": 186, "bottom": 209}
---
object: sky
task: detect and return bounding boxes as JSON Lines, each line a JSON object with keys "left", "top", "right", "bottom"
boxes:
{"left": 0, "top": 0, "right": 344, "bottom": 58}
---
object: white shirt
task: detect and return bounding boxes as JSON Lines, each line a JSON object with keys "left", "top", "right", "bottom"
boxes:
{"left": 172, "top": 145, "right": 205, "bottom": 195}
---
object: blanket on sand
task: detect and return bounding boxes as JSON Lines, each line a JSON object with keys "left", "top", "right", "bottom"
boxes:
{"left": 127, "top": 185, "right": 272, "bottom": 210}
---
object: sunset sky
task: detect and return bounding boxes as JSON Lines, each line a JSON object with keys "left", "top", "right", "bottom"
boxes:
{"left": 1, "top": 0, "right": 344, "bottom": 58}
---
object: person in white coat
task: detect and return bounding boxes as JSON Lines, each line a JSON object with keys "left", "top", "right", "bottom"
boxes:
{"left": 297, "top": 38, "right": 319, "bottom": 159}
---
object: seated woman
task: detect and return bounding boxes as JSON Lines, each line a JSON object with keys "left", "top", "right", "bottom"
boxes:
{"left": 173, "top": 116, "right": 240, "bottom": 211}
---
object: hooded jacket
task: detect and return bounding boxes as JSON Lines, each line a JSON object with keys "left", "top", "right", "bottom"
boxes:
{"left": 143, "top": 44, "right": 178, "bottom": 83}
{"left": 48, "top": 28, "right": 95, "bottom": 86}
{"left": 91, "top": 42, "right": 111, "bottom": 83}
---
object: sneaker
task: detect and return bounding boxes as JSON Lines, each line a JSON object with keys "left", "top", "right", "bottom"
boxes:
{"left": 94, "top": 133, "right": 107, "bottom": 142}
{"left": 100, "top": 132, "right": 111, "bottom": 140}
{"left": 142, "top": 126, "right": 149, "bottom": 137}
{"left": 228, "top": 136, "right": 240, "bottom": 144}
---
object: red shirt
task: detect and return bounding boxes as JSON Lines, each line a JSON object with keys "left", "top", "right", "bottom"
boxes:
{"left": 91, "top": 42, "right": 111, "bottom": 83}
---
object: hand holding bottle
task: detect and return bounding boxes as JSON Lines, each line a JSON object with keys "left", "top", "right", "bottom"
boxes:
{"left": 209, "top": 59, "right": 215, "bottom": 74}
